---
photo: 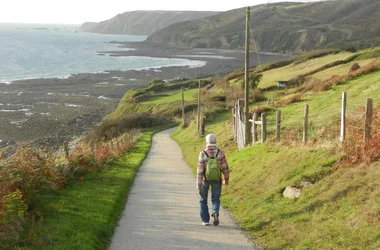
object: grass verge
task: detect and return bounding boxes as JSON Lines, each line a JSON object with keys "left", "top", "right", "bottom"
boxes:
{"left": 20, "top": 126, "right": 172, "bottom": 250}
{"left": 172, "top": 112, "right": 380, "bottom": 249}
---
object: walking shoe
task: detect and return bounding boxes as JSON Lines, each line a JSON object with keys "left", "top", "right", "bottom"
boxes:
{"left": 212, "top": 212, "right": 219, "bottom": 226}
{"left": 202, "top": 222, "right": 210, "bottom": 226}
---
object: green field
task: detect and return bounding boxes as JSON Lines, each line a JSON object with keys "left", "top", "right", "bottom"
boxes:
{"left": 261, "top": 52, "right": 354, "bottom": 87}
{"left": 141, "top": 88, "right": 198, "bottom": 104}
{"left": 312, "top": 58, "right": 375, "bottom": 80}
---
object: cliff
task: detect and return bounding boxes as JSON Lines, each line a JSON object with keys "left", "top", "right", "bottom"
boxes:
{"left": 147, "top": 0, "right": 380, "bottom": 53}
{"left": 80, "top": 11, "right": 219, "bottom": 35}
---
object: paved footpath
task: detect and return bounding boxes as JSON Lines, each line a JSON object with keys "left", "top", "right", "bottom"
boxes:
{"left": 110, "top": 129, "right": 261, "bottom": 250}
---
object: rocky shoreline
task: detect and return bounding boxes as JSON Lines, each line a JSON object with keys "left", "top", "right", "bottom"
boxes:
{"left": 0, "top": 41, "right": 290, "bottom": 150}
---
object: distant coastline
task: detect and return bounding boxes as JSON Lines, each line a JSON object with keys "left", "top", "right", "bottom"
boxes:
{"left": 0, "top": 39, "right": 289, "bottom": 150}
{"left": 0, "top": 25, "right": 208, "bottom": 83}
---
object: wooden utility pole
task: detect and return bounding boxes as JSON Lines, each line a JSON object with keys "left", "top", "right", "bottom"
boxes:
{"left": 181, "top": 87, "right": 185, "bottom": 127}
{"left": 340, "top": 92, "right": 346, "bottom": 143}
{"left": 244, "top": 6, "right": 250, "bottom": 147}
{"left": 197, "top": 80, "right": 201, "bottom": 136}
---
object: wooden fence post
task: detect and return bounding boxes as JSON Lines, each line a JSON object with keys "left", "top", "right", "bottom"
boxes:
{"left": 238, "top": 99, "right": 245, "bottom": 120}
{"left": 252, "top": 113, "right": 258, "bottom": 143}
{"left": 340, "top": 92, "right": 346, "bottom": 143}
{"left": 232, "top": 107, "right": 236, "bottom": 140}
{"left": 364, "top": 98, "right": 373, "bottom": 141}
{"left": 303, "top": 104, "right": 309, "bottom": 144}
{"left": 234, "top": 104, "right": 238, "bottom": 140}
{"left": 276, "top": 110, "right": 281, "bottom": 142}
{"left": 261, "top": 113, "right": 266, "bottom": 143}
{"left": 63, "top": 141, "right": 69, "bottom": 158}
{"left": 201, "top": 117, "right": 205, "bottom": 136}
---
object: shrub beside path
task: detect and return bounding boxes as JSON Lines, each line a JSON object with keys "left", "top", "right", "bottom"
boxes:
{"left": 110, "top": 129, "right": 261, "bottom": 250}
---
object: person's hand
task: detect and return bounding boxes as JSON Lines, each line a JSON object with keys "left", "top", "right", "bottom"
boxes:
{"left": 197, "top": 185, "right": 202, "bottom": 194}
{"left": 223, "top": 182, "right": 228, "bottom": 189}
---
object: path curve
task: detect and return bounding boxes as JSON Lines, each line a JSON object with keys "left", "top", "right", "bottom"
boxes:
{"left": 110, "top": 129, "right": 261, "bottom": 250}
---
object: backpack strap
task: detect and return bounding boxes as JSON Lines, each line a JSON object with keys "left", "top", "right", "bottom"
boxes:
{"left": 202, "top": 151, "right": 208, "bottom": 180}
{"left": 204, "top": 150, "right": 217, "bottom": 159}
{"left": 203, "top": 150, "right": 209, "bottom": 158}
{"left": 216, "top": 149, "right": 222, "bottom": 173}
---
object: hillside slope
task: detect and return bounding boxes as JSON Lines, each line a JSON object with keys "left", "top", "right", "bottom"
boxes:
{"left": 170, "top": 52, "right": 380, "bottom": 249}
{"left": 80, "top": 11, "right": 219, "bottom": 35}
{"left": 147, "top": 0, "right": 380, "bottom": 52}
{"left": 107, "top": 47, "right": 380, "bottom": 249}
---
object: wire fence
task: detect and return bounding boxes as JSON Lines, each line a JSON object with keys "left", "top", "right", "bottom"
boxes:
{"left": 232, "top": 92, "right": 377, "bottom": 149}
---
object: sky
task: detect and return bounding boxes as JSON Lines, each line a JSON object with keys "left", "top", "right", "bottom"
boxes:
{"left": 0, "top": 0, "right": 323, "bottom": 24}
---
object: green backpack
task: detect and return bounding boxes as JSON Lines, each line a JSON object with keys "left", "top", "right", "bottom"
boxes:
{"left": 204, "top": 150, "right": 221, "bottom": 181}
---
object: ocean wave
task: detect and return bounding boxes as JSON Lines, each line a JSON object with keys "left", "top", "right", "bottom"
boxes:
{"left": 64, "top": 103, "right": 82, "bottom": 108}
{"left": 0, "top": 109, "right": 29, "bottom": 112}
{"left": 98, "top": 95, "right": 110, "bottom": 100}
{"left": 175, "top": 55, "right": 235, "bottom": 59}
{"left": 1, "top": 58, "right": 206, "bottom": 83}
{"left": 6, "top": 103, "right": 33, "bottom": 108}
{"left": 36, "top": 101, "right": 60, "bottom": 106}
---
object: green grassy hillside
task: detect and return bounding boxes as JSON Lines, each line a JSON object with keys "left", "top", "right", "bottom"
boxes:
{"left": 67, "top": 47, "right": 379, "bottom": 249}
{"left": 171, "top": 72, "right": 380, "bottom": 249}
{"left": 105, "top": 47, "right": 380, "bottom": 249}
{"left": 147, "top": 0, "right": 380, "bottom": 53}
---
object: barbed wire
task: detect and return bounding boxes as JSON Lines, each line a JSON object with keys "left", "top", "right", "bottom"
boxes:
{"left": 347, "top": 101, "right": 367, "bottom": 105}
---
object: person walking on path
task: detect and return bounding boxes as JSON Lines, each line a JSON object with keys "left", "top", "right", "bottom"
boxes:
{"left": 197, "top": 133, "right": 230, "bottom": 226}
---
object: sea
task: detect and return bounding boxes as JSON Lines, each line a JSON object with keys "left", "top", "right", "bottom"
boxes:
{"left": 0, "top": 23, "right": 205, "bottom": 83}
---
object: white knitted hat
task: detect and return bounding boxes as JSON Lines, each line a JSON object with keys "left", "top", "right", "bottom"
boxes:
{"left": 206, "top": 134, "right": 217, "bottom": 144}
